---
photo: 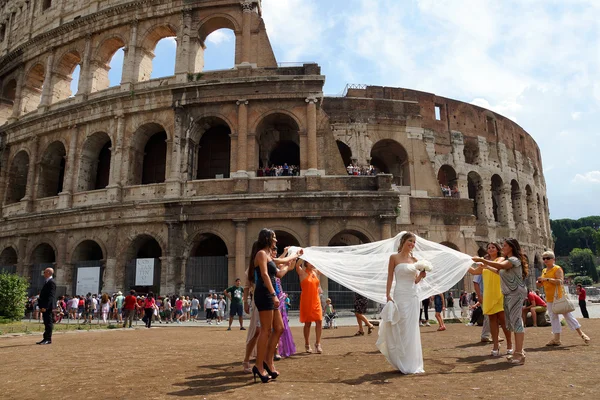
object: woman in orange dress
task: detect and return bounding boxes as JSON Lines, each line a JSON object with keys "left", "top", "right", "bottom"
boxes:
{"left": 297, "top": 260, "right": 323, "bottom": 354}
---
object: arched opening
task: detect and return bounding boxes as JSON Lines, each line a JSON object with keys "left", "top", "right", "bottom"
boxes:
{"left": 370, "top": 139, "right": 410, "bottom": 186}
{"left": 21, "top": 63, "right": 45, "bottom": 114}
{"left": 6, "top": 151, "right": 29, "bottom": 204}
{"left": 130, "top": 123, "right": 167, "bottom": 185}
{"left": 490, "top": 174, "right": 506, "bottom": 223}
{"left": 29, "top": 243, "right": 56, "bottom": 296}
{"left": 138, "top": 26, "right": 177, "bottom": 81}
{"left": 125, "top": 235, "right": 163, "bottom": 294}
{"left": 186, "top": 233, "right": 229, "bottom": 296}
{"left": 77, "top": 132, "right": 112, "bottom": 192}
{"left": 256, "top": 113, "right": 300, "bottom": 174}
{"left": 71, "top": 240, "right": 104, "bottom": 296}
{"left": 51, "top": 51, "right": 81, "bottom": 103}
{"left": 440, "top": 241, "right": 464, "bottom": 296}
{"left": 274, "top": 230, "right": 301, "bottom": 308}
{"left": 37, "top": 141, "right": 66, "bottom": 198}
{"left": 198, "top": 18, "right": 237, "bottom": 72}
{"left": 511, "top": 180, "right": 523, "bottom": 223}
{"left": 463, "top": 138, "right": 479, "bottom": 165}
{"left": 328, "top": 230, "right": 371, "bottom": 310}
{"left": 467, "top": 171, "right": 485, "bottom": 221}
{"left": 42, "top": 0, "right": 52, "bottom": 11}
{"left": 525, "top": 185, "right": 536, "bottom": 226}
{"left": 91, "top": 37, "right": 125, "bottom": 92}
{"left": 193, "top": 119, "right": 231, "bottom": 180}
{"left": 0, "top": 79, "right": 17, "bottom": 124}
{"left": 0, "top": 247, "right": 17, "bottom": 275}
{"left": 438, "top": 165, "right": 458, "bottom": 197}
{"left": 70, "top": 65, "right": 81, "bottom": 97}
{"left": 336, "top": 140, "right": 353, "bottom": 168}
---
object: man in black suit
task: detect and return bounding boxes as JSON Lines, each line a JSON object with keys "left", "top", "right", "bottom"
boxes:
{"left": 37, "top": 267, "right": 56, "bottom": 345}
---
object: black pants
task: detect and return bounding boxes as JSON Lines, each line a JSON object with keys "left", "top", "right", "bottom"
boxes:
{"left": 420, "top": 299, "right": 430, "bottom": 322}
{"left": 470, "top": 306, "right": 483, "bottom": 324}
{"left": 579, "top": 300, "right": 589, "bottom": 319}
{"left": 42, "top": 309, "right": 53, "bottom": 341}
{"left": 144, "top": 308, "right": 154, "bottom": 328}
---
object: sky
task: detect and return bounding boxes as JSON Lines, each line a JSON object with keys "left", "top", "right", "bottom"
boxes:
{"left": 72, "top": 0, "right": 600, "bottom": 220}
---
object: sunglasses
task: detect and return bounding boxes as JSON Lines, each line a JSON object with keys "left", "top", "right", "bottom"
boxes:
{"left": 542, "top": 257, "right": 553, "bottom": 261}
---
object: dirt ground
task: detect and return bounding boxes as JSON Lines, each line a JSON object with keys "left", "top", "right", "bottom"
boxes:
{"left": 1, "top": 320, "right": 599, "bottom": 400}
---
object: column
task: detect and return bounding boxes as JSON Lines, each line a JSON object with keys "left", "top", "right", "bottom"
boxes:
{"left": 233, "top": 99, "right": 249, "bottom": 177}
{"left": 305, "top": 96, "right": 319, "bottom": 174}
{"left": 121, "top": 20, "right": 139, "bottom": 89}
{"left": 167, "top": 222, "right": 185, "bottom": 294}
{"left": 56, "top": 230, "right": 69, "bottom": 290}
{"left": 239, "top": 0, "right": 254, "bottom": 65}
{"left": 0, "top": 146, "right": 9, "bottom": 209}
{"left": 503, "top": 183, "right": 514, "bottom": 229}
{"left": 175, "top": 9, "right": 192, "bottom": 82}
{"left": 8, "top": 70, "right": 24, "bottom": 122}
{"left": 102, "top": 225, "right": 118, "bottom": 293}
{"left": 106, "top": 114, "right": 125, "bottom": 202}
{"left": 58, "top": 126, "right": 78, "bottom": 208}
{"left": 165, "top": 108, "right": 184, "bottom": 198}
{"left": 76, "top": 34, "right": 93, "bottom": 99}
{"left": 457, "top": 173, "right": 469, "bottom": 200}
{"left": 234, "top": 219, "right": 248, "bottom": 280}
{"left": 39, "top": 49, "right": 55, "bottom": 108}
{"left": 22, "top": 136, "right": 39, "bottom": 211}
{"left": 380, "top": 215, "right": 395, "bottom": 240}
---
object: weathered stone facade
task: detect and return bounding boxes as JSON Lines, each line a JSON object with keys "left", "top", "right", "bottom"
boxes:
{"left": 0, "top": 0, "right": 552, "bottom": 301}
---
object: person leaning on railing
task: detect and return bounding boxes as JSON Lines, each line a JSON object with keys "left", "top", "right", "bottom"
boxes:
{"left": 536, "top": 251, "right": 590, "bottom": 346}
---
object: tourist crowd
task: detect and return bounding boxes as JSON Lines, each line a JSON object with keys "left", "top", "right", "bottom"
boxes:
{"left": 257, "top": 163, "right": 299, "bottom": 177}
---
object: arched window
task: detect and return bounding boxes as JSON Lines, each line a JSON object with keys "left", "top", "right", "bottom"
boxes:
{"left": 6, "top": 151, "right": 29, "bottom": 204}
{"left": 186, "top": 233, "right": 229, "bottom": 296}
{"left": 29, "top": 243, "right": 55, "bottom": 296}
{"left": 336, "top": 140, "right": 352, "bottom": 168}
{"left": 510, "top": 180, "right": 523, "bottom": 223}
{"left": 52, "top": 51, "right": 81, "bottom": 103}
{"left": 190, "top": 117, "right": 232, "bottom": 180}
{"left": 71, "top": 240, "right": 104, "bottom": 295}
{"left": 42, "top": 1, "right": 52, "bottom": 12}
{"left": 78, "top": 132, "right": 111, "bottom": 192}
{"left": 256, "top": 113, "right": 300, "bottom": 174}
{"left": 0, "top": 247, "right": 17, "bottom": 275}
{"left": 21, "top": 64, "right": 45, "bottom": 114}
{"left": 463, "top": 138, "right": 479, "bottom": 165}
{"left": 124, "top": 235, "right": 163, "bottom": 294}
{"left": 138, "top": 25, "right": 177, "bottom": 81}
{"left": 467, "top": 171, "right": 485, "bottom": 221}
{"left": 197, "top": 18, "right": 237, "bottom": 72}
{"left": 370, "top": 139, "right": 410, "bottom": 186}
{"left": 0, "top": 79, "right": 17, "bottom": 124}
{"left": 437, "top": 165, "right": 458, "bottom": 197}
{"left": 130, "top": 123, "right": 168, "bottom": 185}
{"left": 92, "top": 37, "right": 125, "bottom": 92}
{"left": 525, "top": 185, "right": 536, "bottom": 226}
{"left": 491, "top": 174, "right": 506, "bottom": 223}
{"left": 38, "top": 141, "right": 66, "bottom": 198}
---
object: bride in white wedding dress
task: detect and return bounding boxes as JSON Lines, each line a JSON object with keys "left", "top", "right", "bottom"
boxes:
{"left": 376, "top": 232, "right": 426, "bottom": 374}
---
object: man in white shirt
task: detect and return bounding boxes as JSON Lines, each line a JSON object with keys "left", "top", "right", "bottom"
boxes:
{"left": 191, "top": 296, "right": 200, "bottom": 321}
{"left": 204, "top": 294, "right": 213, "bottom": 324}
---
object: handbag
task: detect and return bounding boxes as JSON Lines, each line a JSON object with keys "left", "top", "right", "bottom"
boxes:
{"left": 551, "top": 284, "right": 576, "bottom": 315}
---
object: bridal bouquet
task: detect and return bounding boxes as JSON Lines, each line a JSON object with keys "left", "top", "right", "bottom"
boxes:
{"left": 414, "top": 259, "right": 433, "bottom": 272}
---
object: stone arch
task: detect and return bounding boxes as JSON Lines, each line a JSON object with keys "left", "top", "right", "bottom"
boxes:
{"left": 467, "top": 171, "right": 485, "bottom": 221}
{"left": 185, "top": 232, "right": 229, "bottom": 295}
{"left": 370, "top": 139, "right": 410, "bottom": 186}
{"left": 91, "top": 35, "right": 126, "bottom": 92}
{"left": 137, "top": 24, "right": 178, "bottom": 81}
{"left": 336, "top": 140, "right": 353, "bottom": 167}
{"left": 129, "top": 123, "right": 168, "bottom": 185}
{"left": 37, "top": 141, "right": 66, "bottom": 198}
{"left": 197, "top": 14, "right": 241, "bottom": 71}
{"left": 77, "top": 132, "right": 112, "bottom": 192}
{"left": 256, "top": 112, "right": 301, "bottom": 171}
{"left": 437, "top": 164, "right": 457, "bottom": 196}
{"left": 6, "top": 150, "right": 30, "bottom": 204}
{"left": 0, "top": 246, "right": 18, "bottom": 268}
{"left": 490, "top": 174, "right": 506, "bottom": 224}
{"left": 51, "top": 50, "right": 82, "bottom": 102}
{"left": 525, "top": 185, "right": 536, "bottom": 226}
{"left": 454, "top": 103, "right": 479, "bottom": 129}
{"left": 250, "top": 108, "right": 305, "bottom": 135}
{"left": 463, "top": 137, "right": 479, "bottom": 165}
{"left": 71, "top": 239, "right": 105, "bottom": 295}
{"left": 510, "top": 179, "right": 523, "bottom": 223}
{"left": 123, "top": 234, "right": 163, "bottom": 294}
{"left": 29, "top": 243, "right": 56, "bottom": 296}
{"left": 190, "top": 116, "right": 232, "bottom": 180}
{"left": 21, "top": 63, "right": 45, "bottom": 114}
{"left": 0, "top": 78, "right": 17, "bottom": 124}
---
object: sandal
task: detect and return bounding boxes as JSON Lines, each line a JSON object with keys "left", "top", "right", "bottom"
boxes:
{"left": 242, "top": 362, "right": 252, "bottom": 374}
{"left": 509, "top": 352, "right": 526, "bottom": 365}
{"left": 367, "top": 325, "right": 374, "bottom": 335}
{"left": 315, "top": 343, "right": 323, "bottom": 354}
{"left": 305, "top": 344, "right": 313, "bottom": 353}
{"left": 581, "top": 333, "right": 591, "bottom": 344}
{"left": 354, "top": 331, "right": 365, "bottom": 336}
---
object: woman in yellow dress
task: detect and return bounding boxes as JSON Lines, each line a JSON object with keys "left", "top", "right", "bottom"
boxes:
{"left": 470, "top": 242, "right": 513, "bottom": 356}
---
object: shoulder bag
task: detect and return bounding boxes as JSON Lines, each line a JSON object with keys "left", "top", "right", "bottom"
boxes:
{"left": 551, "top": 284, "right": 576, "bottom": 315}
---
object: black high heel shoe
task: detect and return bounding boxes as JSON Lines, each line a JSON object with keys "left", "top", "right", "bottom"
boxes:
{"left": 252, "top": 366, "right": 271, "bottom": 383}
{"left": 263, "top": 362, "right": 279, "bottom": 379}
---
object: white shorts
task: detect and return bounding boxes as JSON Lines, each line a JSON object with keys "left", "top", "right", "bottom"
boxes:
{"left": 218, "top": 310, "right": 225, "bottom": 318}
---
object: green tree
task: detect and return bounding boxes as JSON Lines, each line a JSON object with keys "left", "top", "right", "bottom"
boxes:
{"left": 0, "top": 273, "right": 29, "bottom": 321}
{"left": 568, "top": 248, "right": 599, "bottom": 282}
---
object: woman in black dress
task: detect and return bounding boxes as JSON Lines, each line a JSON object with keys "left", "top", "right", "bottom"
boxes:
{"left": 247, "top": 229, "right": 299, "bottom": 383}
{"left": 353, "top": 292, "right": 374, "bottom": 336}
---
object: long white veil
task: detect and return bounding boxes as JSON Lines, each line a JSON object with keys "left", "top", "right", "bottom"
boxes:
{"left": 291, "top": 231, "right": 474, "bottom": 303}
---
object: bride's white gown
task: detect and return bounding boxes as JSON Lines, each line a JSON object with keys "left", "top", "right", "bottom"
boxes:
{"left": 376, "top": 263, "right": 424, "bottom": 374}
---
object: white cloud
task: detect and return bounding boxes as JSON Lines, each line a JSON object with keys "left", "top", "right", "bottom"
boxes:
{"left": 571, "top": 111, "right": 582, "bottom": 120}
{"left": 206, "top": 30, "right": 233, "bottom": 46}
{"left": 573, "top": 171, "right": 600, "bottom": 184}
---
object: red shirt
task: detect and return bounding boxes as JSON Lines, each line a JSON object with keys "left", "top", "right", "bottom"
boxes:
{"left": 527, "top": 292, "right": 547, "bottom": 307}
{"left": 175, "top": 299, "right": 183, "bottom": 311}
{"left": 578, "top": 288, "right": 586, "bottom": 301}
{"left": 124, "top": 295, "right": 137, "bottom": 310}
{"left": 144, "top": 298, "right": 156, "bottom": 309}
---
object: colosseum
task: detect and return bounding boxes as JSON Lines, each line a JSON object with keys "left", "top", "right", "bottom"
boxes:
{"left": 0, "top": 0, "right": 552, "bottom": 307}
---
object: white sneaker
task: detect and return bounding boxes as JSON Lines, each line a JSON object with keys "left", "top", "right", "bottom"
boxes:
{"left": 419, "top": 322, "right": 425, "bottom": 327}
{"left": 466, "top": 322, "right": 474, "bottom": 326}
{"left": 425, "top": 322, "right": 431, "bottom": 327}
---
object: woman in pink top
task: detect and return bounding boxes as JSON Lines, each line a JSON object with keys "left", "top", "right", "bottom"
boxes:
{"left": 175, "top": 297, "right": 184, "bottom": 323}
{"left": 143, "top": 293, "right": 156, "bottom": 328}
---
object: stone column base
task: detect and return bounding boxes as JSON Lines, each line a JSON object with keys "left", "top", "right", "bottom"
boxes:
{"left": 57, "top": 191, "right": 73, "bottom": 209}
{"left": 164, "top": 180, "right": 183, "bottom": 199}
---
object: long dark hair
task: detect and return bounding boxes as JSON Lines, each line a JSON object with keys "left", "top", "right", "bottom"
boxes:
{"left": 484, "top": 242, "right": 503, "bottom": 260}
{"left": 504, "top": 238, "right": 528, "bottom": 280}
{"left": 247, "top": 229, "right": 275, "bottom": 283}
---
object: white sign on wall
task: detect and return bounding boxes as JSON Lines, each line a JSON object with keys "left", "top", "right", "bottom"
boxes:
{"left": 76, "top": 267, "right": 101, "bottom": 296}
{"left": 135, "top": 258, "right": 155, "bottom": 286}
